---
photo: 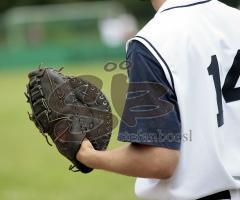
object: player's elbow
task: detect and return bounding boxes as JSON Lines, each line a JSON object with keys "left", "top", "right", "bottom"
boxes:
{"left": 150, "top": 150, "right": 180, "bottom": 179}
{"left": 152, "top": 164, "right": 176, "bottom": 179}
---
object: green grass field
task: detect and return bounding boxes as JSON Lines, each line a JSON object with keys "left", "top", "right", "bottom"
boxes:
{"left": 0, "top": 63, "right": 137, "bottom": 200}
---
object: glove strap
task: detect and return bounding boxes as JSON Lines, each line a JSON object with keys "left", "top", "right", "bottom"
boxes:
{"left": 44, "top": 135, "right": 53, "bottom": 146}
{"left": 69, "top": 165, "right": 80, "bottom": 172}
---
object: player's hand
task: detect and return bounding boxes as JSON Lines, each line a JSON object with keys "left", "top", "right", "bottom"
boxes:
{"left": 76, "top": 139, "right": 96, "bottom": 167}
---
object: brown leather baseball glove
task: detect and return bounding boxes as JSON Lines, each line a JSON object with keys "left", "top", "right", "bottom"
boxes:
{"left": 25, "top": 67, "right": 112, "bottom": 173}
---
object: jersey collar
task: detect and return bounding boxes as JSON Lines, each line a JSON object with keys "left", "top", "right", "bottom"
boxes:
{"left": 157, "top": 0, "right": 213, "bottom": 13}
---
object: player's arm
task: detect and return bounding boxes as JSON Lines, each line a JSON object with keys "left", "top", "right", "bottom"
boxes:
{"left": 77, "top": 40, "right": 181, "bottom": 179}
{"left": 77, "top": 140, "right": 179, "bottom": 179}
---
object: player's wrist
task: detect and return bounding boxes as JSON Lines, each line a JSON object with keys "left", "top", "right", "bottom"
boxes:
{"left": 76, "top": 140, "right": 102, "bottom": 169}
{"left": 78, "top": 148, "right": 109, "bottom": 170}
{"left": 86, "top": 150, "right": 104, "bottom": 169}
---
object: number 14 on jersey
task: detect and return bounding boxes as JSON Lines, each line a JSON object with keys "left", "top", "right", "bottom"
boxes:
{"left": 208, "top": 50, "right": 240, "bottom": 127}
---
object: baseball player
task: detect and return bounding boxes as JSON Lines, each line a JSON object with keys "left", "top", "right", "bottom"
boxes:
{"left": 76, "top": 0, "right": 240, "bottom": 199}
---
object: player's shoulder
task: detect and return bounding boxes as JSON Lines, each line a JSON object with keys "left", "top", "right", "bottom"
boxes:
{"left": 135, "top": 11, "right": 193, "bottom": 53}
{"left": 135, "top": 0, "right": 240, "bottom": 50}
{"left": 136, "top": 7, "right": 197, "bottom": 46}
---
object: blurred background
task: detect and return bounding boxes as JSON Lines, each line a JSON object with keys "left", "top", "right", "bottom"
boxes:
{"left": 0, "top": 0, "right": 239, "bottom": 200}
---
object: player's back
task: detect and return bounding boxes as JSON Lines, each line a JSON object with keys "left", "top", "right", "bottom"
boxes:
{"left": 178, "top": 0, "right": 240, "bottom": 177}
{"left": 197, "top": 0, "right": 240, "bottom": 181}
{"left": 132, "top": 0, "right": 240, "bottom": 199}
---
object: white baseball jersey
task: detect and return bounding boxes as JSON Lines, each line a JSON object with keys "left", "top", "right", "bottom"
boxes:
{"left": 127, "top": 0, "right": 240, "bottom": 199}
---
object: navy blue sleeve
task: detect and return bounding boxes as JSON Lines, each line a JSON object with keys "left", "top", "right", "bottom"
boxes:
{"left": 117, "top": 40, "right": 181, "bottom": 150}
